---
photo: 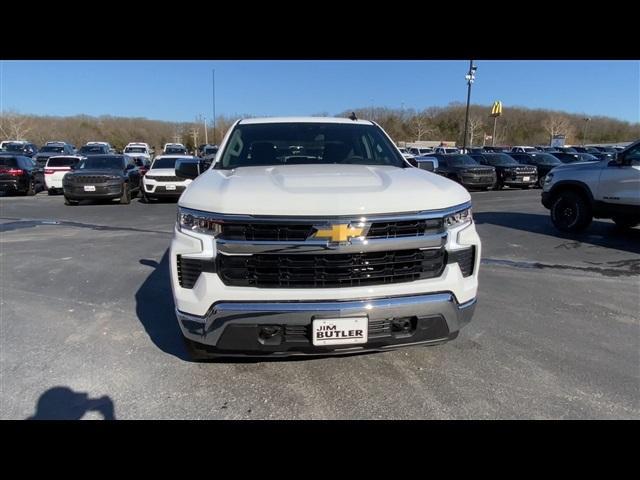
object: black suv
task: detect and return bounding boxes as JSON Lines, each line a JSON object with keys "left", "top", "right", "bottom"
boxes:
{"left": 2, "top": 142, "right": 38, "bottom": 158}
{"left": 62, "top": 155, "right": 141, "bottom": 205}
{"left": 432, "top": 153, "right": 497, "bottom": 190}
{"left": 469, "top": 152, "right": 537, "bottom": 190}
{"left": 0, "top": 154, "right": 43, "bottom": 195}
{"left": 509, "top": 152, "right": 563, "bottom": 188}
{"left": 34, "top": 143, "right": 75, "bottom": 168}
{"left": 78, "top": 144, "right": 110, "bottom": 156}
{"left": 550, "top": 152, "right": 599, "bottom": 164}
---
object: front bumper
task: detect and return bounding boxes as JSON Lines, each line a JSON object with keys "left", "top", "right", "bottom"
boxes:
{"left": 541, "top": 191, "right": 552, "bottom": 209}
{"left": 176, "top": 293, "right": 476, "bottom": 356}
{"left": 63, "top": 184, "right": 123, "bottom": 199}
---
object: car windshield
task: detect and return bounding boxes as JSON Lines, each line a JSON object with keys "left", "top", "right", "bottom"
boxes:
{"left": 483, "top": 154, "right": 520, "bottom": 166}
{"left": 78, "top": 156, "right": 124, "bottom": 170}
{"left": 47, "top": 157, "right": 79, "bottom": 167}
{"left": 125, "top": 147, "right": 147, "bottom": 153}
{"left": 218, "top": 122, "right": 406, "bottom": 169}
{"left": 80, "top": 146, "right": 107, "bottom": 154}
{"left": 165, "top": 147, "right": 187, "bottom": 154}
{"left": 532, "top": 153, "right": 562, "bottom": 165}
{"left": 152, "top": 157, "right": 182, "bottom": 169}
{"left": 447, "top": 154, "right": 480, "bottom": 166}
{"left": 41, "top": 145, "right": 65, "bottom": 153}
{"left": 4, "top": 143, "right": 26, "bottom": 152}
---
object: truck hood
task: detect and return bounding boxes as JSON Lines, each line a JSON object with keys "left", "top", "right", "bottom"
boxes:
{"left": 147, "top": 168, "right": 177, "bottom": 177}
{"left": 179, "top": 164, "right": 471, "bottom": 216}
{"left": 550, "top": 159, "right": 605, "bottom": 174}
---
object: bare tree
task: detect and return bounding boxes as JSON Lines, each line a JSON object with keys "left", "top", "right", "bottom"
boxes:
{"left": 0, "top": 110, "right": 33, "bottom": 140}
{"left": 467, "top": 115, "right": 484, "bottom": 146}
{"left": 411, "top": 115, "right": 433, "bottom": 141}
{"left": 542, "top": 115, "right": 572, "bottom": 144}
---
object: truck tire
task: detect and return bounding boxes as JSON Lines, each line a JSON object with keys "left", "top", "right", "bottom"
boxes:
{"left": 119, "top": 183, "right": 131, "bottom": 204}
{"left": 538, "top": 175, "right": 546, "bottom": 189}
{"left": 25, "top": 179, "right": 36, "bottom": 196}
{"left": 612, "top": 216, "right": 640, "bottom": 230}
{"left": 550, "top": 191, "right": 592, "bottom": 232}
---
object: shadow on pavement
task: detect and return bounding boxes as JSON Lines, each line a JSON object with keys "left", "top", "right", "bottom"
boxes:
{"left": 474, "top": 211, "right": 640, "bottom": 255}
{"left": 26, "top": 386, "right": 116, "bottom": 420}
{"left": 135, "top": 251, "right": 191, "bottom": 361}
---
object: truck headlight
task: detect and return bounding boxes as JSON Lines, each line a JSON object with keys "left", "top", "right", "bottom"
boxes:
{"left": 544, "top": 173, "right": 554, "bottom": 184}
{"left": 444, "top": 207, "right": 473, "bottom": 229}
{"left": 177, "top": 207, "right": 222, "bottom": 236}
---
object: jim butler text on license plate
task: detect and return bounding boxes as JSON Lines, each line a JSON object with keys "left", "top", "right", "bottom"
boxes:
{"left": 312, "top": 317, "right": 368, "bottom": 346}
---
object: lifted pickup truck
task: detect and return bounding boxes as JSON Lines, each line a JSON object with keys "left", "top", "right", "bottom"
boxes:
{"left": 542, "top": 140, "right": 640, "bottom": 232}
{"left": 170, "top": 117, "right": 481, "bottom": 359}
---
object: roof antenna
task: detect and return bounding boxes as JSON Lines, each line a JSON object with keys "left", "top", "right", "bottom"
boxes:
{"left": 348, "top": 112, "right": 358, "bottom": 121}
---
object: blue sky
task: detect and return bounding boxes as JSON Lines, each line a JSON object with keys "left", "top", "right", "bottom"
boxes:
{"left": 1, "top": 60, "right": 638, "bottom": 123}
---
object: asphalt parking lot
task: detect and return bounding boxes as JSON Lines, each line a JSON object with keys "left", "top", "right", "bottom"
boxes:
{"left": 1, "top": 188, "right": 638, "bottom": 419}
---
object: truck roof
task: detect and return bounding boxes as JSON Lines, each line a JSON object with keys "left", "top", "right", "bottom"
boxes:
{"left": 238, "top": 116, "right": 374, "bottom": 126}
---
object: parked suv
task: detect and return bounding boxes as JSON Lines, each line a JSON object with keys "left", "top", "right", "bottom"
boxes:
{"left": 542, "top": 140, "right": 640, "bottom": 232}
{"left": 44, "top": 155, "right": 84, "bottom": 194}
{"left": 78, "top": 144, "right": 110, "bottom": 156}
{"left": 509, "top": 152, "right": 563, "bottom": 188}
{"left": 2, "top": 141, "right": 38, "bottom": 157}
{"left": 62, "top": 154, "right": 141, "bottom": 205}
{"left": 469, "top": 153, "right": 537, "bottom": 190}
{"left": 34, "top": 142, "right": 75, "bottom": 168}
{"left": 0, "top": 154, "right": 42, "bottom": 195}
{"left": 170, "top": 117, "right": 481, "bottom": 359}
{"left": 163, "top": 143, "right": 188, "bottom": 155}
{"left": 124, "top": 143, "right": 153, "bottom": 165}
{"left": 432, "top": 153, "right": 496, "bottom": 190}
{"left": 141, "top": 155, "right": 197, "bottom": 202}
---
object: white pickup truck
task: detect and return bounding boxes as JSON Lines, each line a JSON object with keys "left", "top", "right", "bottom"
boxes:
{"left": 542, "top": 139, "right": 640, "bottom": 231}
{"left": 170, "top": 117, "right": 481, "bottom": 359}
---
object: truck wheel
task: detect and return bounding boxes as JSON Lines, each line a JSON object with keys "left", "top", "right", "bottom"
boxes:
{"left": 119, "top": 183, "right": 131, "bottom": 204}
{"left": 537, "top": 175, "right": 546, "bottom": 189}
{"left": 64, "top": 196, "right": 79, "bottom": 206}
{"left": 612, "top": 216, "right": 640, "bottom": 230}
{"left": 550, "top": 191, "right": 592, "bottom": 232}
{"left": 47, "top": 188, "right": 55, "bottom": 196}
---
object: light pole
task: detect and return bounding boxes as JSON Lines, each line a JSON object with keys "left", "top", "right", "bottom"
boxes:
{"left": 462, "top": 60, "right": 477, "bottom": 153}
{"left": 203, "top": 116, "right": 208, "bottom": 145}
{"left": 582, "top": 117, "right": 590, "bottom": 145}
{"left": 212, "top": 68, "right": 216, "bottom": 145}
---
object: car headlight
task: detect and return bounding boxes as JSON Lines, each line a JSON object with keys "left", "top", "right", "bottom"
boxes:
{"left": 177, "top": 207, "right": 222, "bottom": 236}
{"left": 544, "top": 173, "right": 554, "bottom": 184}
{"left": 444, "top": 207, "right": 473, "bottom": 229}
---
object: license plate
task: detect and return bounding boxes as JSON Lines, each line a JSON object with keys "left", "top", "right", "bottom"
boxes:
{"left": 84, "top": 185, "right": 96, "bottom": 192}
{"left": 522, "top": 176, "right": 530, "bottom": 182}
{"left": 165, "top": 184, "right": 176, "bottom": 190}
{"left": 312, "top": 317, "right": 368, "bottom": 346}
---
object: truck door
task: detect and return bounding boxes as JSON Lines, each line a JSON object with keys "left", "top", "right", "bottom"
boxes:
{"left": 595, "top": 143, "right": 640, "bottom": 206}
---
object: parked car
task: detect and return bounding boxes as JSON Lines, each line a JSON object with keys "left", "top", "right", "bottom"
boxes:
{"left": 592, "top": 146, "right": 618, "bottom": 154}
{"left": 62, "top": 154, "right": 142, "bottom": 205}
{"left": 2, "top": 141, "right": 38, "bottom": 157}
{"left": 554, "top": 146, "right": 578, "bottom": 153}
{"left": 408, "top": 146, "right": 434, "bottom": 156}
{"left": 482, "top": 146, "right": 509, "bottom": 153}
{"left": 132, "top": 157, "right": 152, "bottom": 176}
{"left": 510, "top": 146, "right": 538, "bottom": 153}
{"left": 432, "top": 153, "right": 496, "bottom": 190}
{"left": 433, "top": 146, "right": 459, "bottom": 154}
{"left": 34, "top": 142, "right": 75, "bottom": 168}
{"left": 163, "top": 143, "right": 188, "bottom": 154}
{"left": 78, "top": 144, "right": 110, "bottom": 155}
{"left": 86, "top": 141, "right": 115, "bottom": 153}
{"left": 0, "top": 154, "right": 43, "bottom": 195}
{"left": 550, "top": 152, "right": 600, "bottom": 164}
{"left": 509, "top": 152, "right": 563, "bottom": 188}
{"left": 44, "top": 155, "right": 84, "bottom": 195}
{"left": 141, "top": 155, "right": 197, "bottom": 202}
{"left": 572, "top": 146, "right": 601, "bottom": 155}
{"left": 170, "top": 116, "right": 481, "bottom": 359}
{"left": 123, "top": 143, "right": 153, "bottom": 165}
{"left": 469, "top": 153, "right": 537, "bottom": 190}
{"left": 542, "top": 139, "right": 640, "bottom": 232}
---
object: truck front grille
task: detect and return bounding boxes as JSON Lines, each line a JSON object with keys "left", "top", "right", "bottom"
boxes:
{"left": 216, "top": 248, "right": 447, "bottom": 288}
{"left": 221, "top": 224, "right": 315, "bottom": 241}
{"left": 447, "top": 246, "right": 475, "bottom": 277}
{"left": 69, "top": 175, "right": 111, "bottom": 184}
{"left": 366, "top": 219, "right": 443, "bottom": 239}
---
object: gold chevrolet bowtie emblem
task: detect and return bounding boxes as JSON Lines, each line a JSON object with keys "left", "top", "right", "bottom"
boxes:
{"left": 314, "top": 224, "right": 365, "bottom": 243}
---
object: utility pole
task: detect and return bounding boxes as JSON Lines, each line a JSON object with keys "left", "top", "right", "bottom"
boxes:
{"left": 212, "top": 68, "right": 216, "bottom": 145}
{"left": 191, "top": 128, "right": 198, "bottom": 154}
{"left": 203, "top": 116, "right": 208, "bottom": 144}
{"left": 462, "top": 60, "right": 477, "bottom": 153}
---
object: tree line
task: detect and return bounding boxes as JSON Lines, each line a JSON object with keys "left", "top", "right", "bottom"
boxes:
{"left": 1, "top": 103, "right": 638, "bottom": 152}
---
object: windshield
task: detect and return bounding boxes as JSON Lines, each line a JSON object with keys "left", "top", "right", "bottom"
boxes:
{"left": 41, "top": 146, "right": 65, "bottom": 153}
{"left": 152, "top": 157, "right": 181, "bottom": 169}
{"left": 483, "top": 154, "right": 520, "bottom": 166}
{"left": 78, "top": 156, "right": 124, "bottom": 170}
{"left": 165, "top": 147, "right": 187, "bottom": 154}
{"left": 80, "top": 145, "right": 107, "bottom": 154}
{"left": 125, "top": 147, "right": 147, "bottom": 153}
{"left": 531, "top": 153, "right": 562, "bottom": 165}
{"left": 47, "top": 157, "right": 79, "bottom": 167}
{"left": 4, "top": 144, "right": 26, "bottom": 152}
{"left": 447, "top": 154, "right": 480, "bottom": 166}
{"left": 219, "top": 122, "right": 406, "bottom": 169}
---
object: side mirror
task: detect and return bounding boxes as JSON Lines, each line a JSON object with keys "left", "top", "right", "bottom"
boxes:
{"left": 417, "top": 160, "right": 435, "bottom": 172}
{"left": 175, "top": 159, "right": 200, "bottom": 179}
